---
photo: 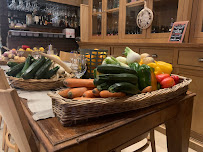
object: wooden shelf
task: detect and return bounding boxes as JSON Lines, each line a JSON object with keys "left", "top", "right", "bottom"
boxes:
{"left": 105, "top": 8, "right": 119, "bottom": 13}
{"left": 126, "top": 0, "right": 144, "bottom": 7}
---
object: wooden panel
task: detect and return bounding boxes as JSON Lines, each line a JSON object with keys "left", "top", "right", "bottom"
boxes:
{"left": 47, "top": 0, "right": 82, "bottom": 6}
{"left": 140, "top": 49, "right": 174, "bottom": 64}
{"left": 177, "top": 71, "right": 203, "bottom": 136}
{"left": 178, "top": 50, "right": 203, "bottom": 68}
{"left": 80, "top": 4, "right": 89, "bottom": 42}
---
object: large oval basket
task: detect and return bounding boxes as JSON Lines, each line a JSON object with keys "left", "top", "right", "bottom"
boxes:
{"left": 48, "top": 74, "right": 192, "bottom": 126}
{"left": 8, "top": 76, "right": 64, "bottom": 91}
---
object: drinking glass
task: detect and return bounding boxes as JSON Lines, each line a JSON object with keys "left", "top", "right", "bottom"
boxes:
{"left": 71, "top": 54, "right": 87, "bottom": 79}
{"left": 9, "top": 0, "right": 17, "bottom": 10}
{"left": 17, "top": 0, "right": 25, "bottom": 11}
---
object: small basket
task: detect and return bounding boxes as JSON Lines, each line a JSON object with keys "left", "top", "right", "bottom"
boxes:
{"left": 8, "top": 77, "right": 64, "bottom": 91}
{"left": 80, "top": 49, "right": 108, "bottom": 78}
{"left": 48, "top": 74, "right": 192, "bottom": 126}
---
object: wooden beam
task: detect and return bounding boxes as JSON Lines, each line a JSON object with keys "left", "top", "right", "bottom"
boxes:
{"left": 46, "top": 0, "right": 82, "bottom": 6}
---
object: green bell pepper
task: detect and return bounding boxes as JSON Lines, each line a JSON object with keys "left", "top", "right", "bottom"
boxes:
{"left": 128, "top": 62, "right": 140, "bottom": 73}
{"left": 137, "top": 64, "right": 151, "bottom": 90}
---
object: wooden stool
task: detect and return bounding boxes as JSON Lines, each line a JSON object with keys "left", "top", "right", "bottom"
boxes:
{"left": 4, "top": 131, "right": 20, "bottom": 152}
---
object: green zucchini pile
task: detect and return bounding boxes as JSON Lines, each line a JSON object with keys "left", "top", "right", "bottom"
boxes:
{"left": 94, "top": 64, "right": 140, "bottom": 95}
{"left": 6, "top": 55, "right": 60, "bottom": 79}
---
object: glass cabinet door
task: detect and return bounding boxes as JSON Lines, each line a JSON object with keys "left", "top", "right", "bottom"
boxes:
{"left": 125, "top": 5, "right": 143, "bottom": 35}
{"left": 92, "top": 0, "right": 102, "bottom": 13}
{"left": 92, "top": 14, "right": 102, "bottom": 36}
{"left": 151, "top": 0, "right": 179, "bottom": 33}
{"left": 104, "top": 0, "right": 120, "bottom": 38}
{"left": 91, "top": 0, "right": 103, "bottom": 38}
{"left": 123, "top": 0, "right": 146, "bottom": 38}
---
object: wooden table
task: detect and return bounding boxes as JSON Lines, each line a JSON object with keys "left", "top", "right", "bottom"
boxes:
{"left": 21, "top": 92, "right": 195, "bottom": 152}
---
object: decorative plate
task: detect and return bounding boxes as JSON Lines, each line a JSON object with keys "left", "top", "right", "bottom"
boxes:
{"left": 137, "top": 2, "right": 153, "bottom": 30}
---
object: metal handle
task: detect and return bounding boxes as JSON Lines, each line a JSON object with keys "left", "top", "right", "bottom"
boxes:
{"left": 152, "top": 54, "right": 158, "bottom": 58}
{"left": 198, "top": 58, "right": 203, "bottom": 62}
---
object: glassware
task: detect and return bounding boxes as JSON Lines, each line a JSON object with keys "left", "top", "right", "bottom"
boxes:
{"left": 9, "top": 0, "right": 17, "bottom": 10}
{"left": 70, "top": 53, "right": 87, "bottom": 79}
{"left": 17, "top": 0, "right": 25, "bottom": 11}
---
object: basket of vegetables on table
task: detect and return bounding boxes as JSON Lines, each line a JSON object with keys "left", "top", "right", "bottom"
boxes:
{"left": 6, "top": 53, "right": 74, "bottom": 91}
{"left": 48, "top": 47, "right": 192, "bottom": 126}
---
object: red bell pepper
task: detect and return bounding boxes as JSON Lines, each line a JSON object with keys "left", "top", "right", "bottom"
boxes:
{"left": 160, "top": 77, "right": 175, "bottom": 88}
{"left": 171, "top": 75, "right": 179, "bottom": 84}
{"left": 156, "top": 74, "right": 170, "bottom": 83}
{"left": 22, "top": 45, "right": 30, "bottom": 50}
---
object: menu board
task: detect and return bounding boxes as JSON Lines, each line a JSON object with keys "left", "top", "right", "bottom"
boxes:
{"left": 168, "top": 21, "right": 189, "bottom": 43}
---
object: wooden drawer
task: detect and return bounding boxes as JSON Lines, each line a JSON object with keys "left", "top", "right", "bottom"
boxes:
{"left": 140, "top": 49, "right": 173, "bottom": 64}
{"left": 178, "top": 50, "right": 203, "bottom": 67}
{"left": 113, "top": 47, "right": 139, "bottom": 57}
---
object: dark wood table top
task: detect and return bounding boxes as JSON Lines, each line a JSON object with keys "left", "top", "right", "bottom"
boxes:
{"left": 21, "top": 92, "right": 196, "bottom": 152}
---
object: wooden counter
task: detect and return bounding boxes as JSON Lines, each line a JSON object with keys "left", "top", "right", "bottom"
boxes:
{"left": 79, "top": 42, "right": 203, "bottom": 151}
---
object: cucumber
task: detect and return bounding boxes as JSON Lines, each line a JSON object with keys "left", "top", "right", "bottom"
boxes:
{"left": 97, "top": 82, "right": 113, "bottom": 91}
{"left": 97, "top": 64, "right": 137, "bottom": 75}
{"left": 22, "top": 56, "right": 46, "bottom": 79}
{"left": 35, "top": 59, "right": 52, "bottom": 79}
{"left": 6, "top": 62, "right": 25, "bottom": 77}
{"left": 98, "top": 73, "right": 138, "bottom": 84}
{"left": 44, "top": 66, "right": 60, "bottom": 79}
{"left": 7, "top": 62, "right": 18, "bottom": 68}
{"left": 108, "top": 82, "right": 140, "bottom": 95}
{"left": 16, "top": 55, "right": 32, "bottom": 78}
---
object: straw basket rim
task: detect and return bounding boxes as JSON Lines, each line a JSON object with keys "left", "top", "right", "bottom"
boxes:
{"left": 48, "top": 74, "right": 192, "bottom": 106}
{"left": 8, "top": 76, "right": 65, "bottom": 91}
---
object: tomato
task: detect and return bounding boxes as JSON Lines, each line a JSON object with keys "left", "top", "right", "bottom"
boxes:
{"left": 156, "top": 74, "right": 170, "bottom": 83}
{"left": 160, "top": 77, "right": 175, "bottom": 88}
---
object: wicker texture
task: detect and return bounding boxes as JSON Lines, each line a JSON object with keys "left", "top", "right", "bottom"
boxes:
{"left": 48, "top": 75, "right": 192, "bottom": 126}
{"left": 8, "top": 76, "right": 64, "bottom": 91}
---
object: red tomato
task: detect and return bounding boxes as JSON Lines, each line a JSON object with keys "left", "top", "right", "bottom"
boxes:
{"left": 156, "top": 74, "right": 170, "bottom": 83}
{"left": 171, "top": 75, "right": 179, "bottom": 84}
{"left": 160, "top": 77, "right": 175, "bottom": 88}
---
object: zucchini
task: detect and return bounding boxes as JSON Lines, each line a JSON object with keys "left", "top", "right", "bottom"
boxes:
{"left": 6, "top": 63, "right": 25, "bottom": 77}
{"left": 108, "top": 82, "right": 140, "bottom": 95}
{"left": 97, "top": 82, "right": 113, "bottom": 91}
{"left": 44, "top": 66, "right": 60, "bottom": 79}
{"left": 7, "top": 62, "right": 18, "bottom": 68}
{"left": 22, "top": 56, "right": 46, "bottom": 79}
{"left": 35, "top": 59, "right": 52, "bottom": 79}
{"left": 98, "top": 73, "right": 138, "bottom": 84}
{"left": 93, "top": 78, "right": 106, "bottom": 86}
{"left": 16, "top": 55, "right": 32, "bottom": 78}
{"left": 97, "top": 64, "right": 137, "bottom": 75}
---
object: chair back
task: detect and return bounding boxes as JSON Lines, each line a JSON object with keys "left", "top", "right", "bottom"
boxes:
{"left": 0, "top": 68, "right": 38, "bottom": 152}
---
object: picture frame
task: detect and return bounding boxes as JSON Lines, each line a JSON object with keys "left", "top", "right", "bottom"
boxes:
{"left": 168, "top": 21, "right": 189, "bottom": 43}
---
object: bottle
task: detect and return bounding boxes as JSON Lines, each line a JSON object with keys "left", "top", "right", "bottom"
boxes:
{"left": 169, "top": 18, "right": 175, "bottom": 32}
{"left": 47, "top": 13, "right": 52, "bottom": 26}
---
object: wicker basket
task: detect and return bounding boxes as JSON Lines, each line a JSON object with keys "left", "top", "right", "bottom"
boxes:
{"left": 8, "top": 76, "right": 64, "bottom": 91}
{"left": 48, "top": 74, "right": 192, "bottom": 126}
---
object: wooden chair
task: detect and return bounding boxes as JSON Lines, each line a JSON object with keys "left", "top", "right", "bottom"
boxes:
{"left": 0, "top": 68, "right": 38, "bottom": 152}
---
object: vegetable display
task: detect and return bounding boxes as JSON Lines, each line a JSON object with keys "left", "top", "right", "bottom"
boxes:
{"left": 57, "top": 47, "right": 180, "bottom": 100}
{"left": 6, "top": 54, "right": 71, "bottom": 80}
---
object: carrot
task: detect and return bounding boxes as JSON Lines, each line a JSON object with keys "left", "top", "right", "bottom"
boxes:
{"left": 67, "top": 87, "right": 88, "bottom": 99}
{"left": 141, "top": 86, "right": 152, "bottom": 93}
{"left": 100, "top": 90, "right": 126, "bottom": 98}
{"left": 64, "top": 78, "right": 95, "bottom": 88}
{"left": 73, "top": 97, "right": 97, "bottom": 100}
{"left": 92, "top": 88, "right": 100, "bottom": 97}
{"left": 83, "top": 90, "right": 95, "bottom": 98}
{"left": 58, "top": 88, "right": 71, "bottom": 98}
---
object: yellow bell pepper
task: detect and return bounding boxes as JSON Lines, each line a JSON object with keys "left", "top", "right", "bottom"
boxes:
{"left": 148, "top": 61, "right": 173, "bottom": 75}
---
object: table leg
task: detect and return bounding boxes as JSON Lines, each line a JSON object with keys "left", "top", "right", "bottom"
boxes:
{"left": 165, "top": 96, "right": 194, "bottom": 152}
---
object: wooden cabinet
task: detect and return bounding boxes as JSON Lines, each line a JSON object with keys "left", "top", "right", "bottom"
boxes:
{"left": 82, "top": 0, "right": 193, "bottom": 43}
{"left": 140, "top": 49, "right": 174, "bottom": 64}
{"left": 190, "top": 0, "right": 203, "bottom": 43}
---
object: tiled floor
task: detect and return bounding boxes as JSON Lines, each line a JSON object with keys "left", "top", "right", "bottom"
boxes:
{"left": 0, "top": 122, "right": 197, "bottom": 152}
